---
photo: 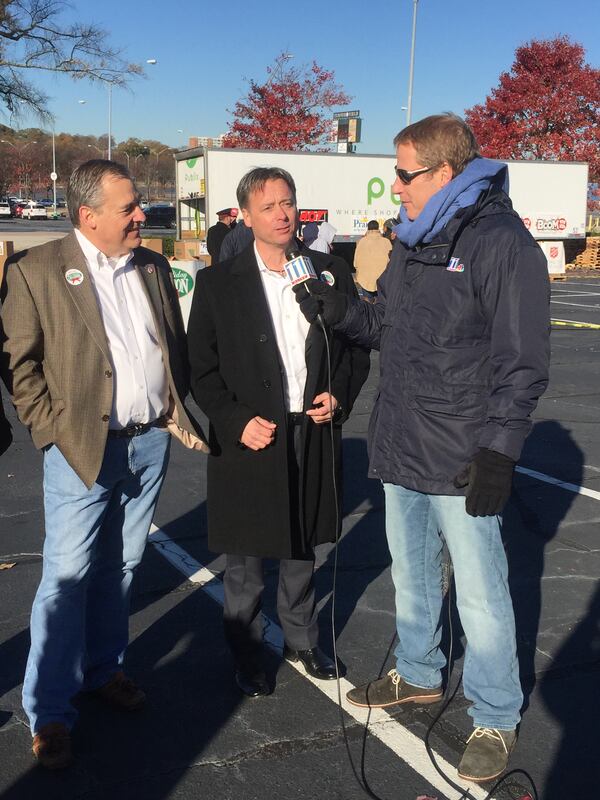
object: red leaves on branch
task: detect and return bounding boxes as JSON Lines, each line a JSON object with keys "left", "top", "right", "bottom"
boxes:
{"left": 223, "top": 55, "right": 351, "bottom": 151}
{"left": 465, "top": 37, "right": 600, "bottom": 180}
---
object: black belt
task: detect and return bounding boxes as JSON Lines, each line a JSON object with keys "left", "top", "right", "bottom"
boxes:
{"left": 287, "top": 412, "right": 305, "bottom": 426}
{"left": 108, "top": 418, "right": 163, "bottom": 438}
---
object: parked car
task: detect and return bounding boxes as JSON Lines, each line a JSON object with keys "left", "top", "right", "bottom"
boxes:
{"left": 0, "top": 200, "right": 13, "bottom": 219}
{"left": 12, "top": 202, "right": 25, "bottom": 218}
{"left": 142, "top": 204, "right": 176, "bottom": 229}
{"left": 21, "top": 203, "right": 48, "bottom": 220}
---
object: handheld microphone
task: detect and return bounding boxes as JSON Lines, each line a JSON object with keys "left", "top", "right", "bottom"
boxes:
{"left": 284, "top": 247, "right": 325, "bottom": 328}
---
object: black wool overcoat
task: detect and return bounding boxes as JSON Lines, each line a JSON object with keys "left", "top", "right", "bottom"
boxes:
{"left": 187, "top": 244, "right": 370, "bottom": 559}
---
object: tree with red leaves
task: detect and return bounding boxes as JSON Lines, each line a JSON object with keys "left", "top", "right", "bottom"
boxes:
{"left": 223, "top": 54, "right": 351, "bottom": 151}
{"left": 465, "top": 37, "right": 600, "bottom": 180}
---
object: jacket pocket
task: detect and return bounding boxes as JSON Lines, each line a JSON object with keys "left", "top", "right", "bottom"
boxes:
{"left": 410, "top": 386, "right": 486, "bottom": 420}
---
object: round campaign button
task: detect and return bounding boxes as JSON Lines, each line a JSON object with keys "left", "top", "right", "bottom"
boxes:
{"left": 65, "top": 269, "right": 84, "bottom": 286}
{"left": 320, "top": 270, "right": 335, "bottom": 287}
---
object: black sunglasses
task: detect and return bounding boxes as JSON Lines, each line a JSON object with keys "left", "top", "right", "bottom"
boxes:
{"left": 394, "top": 165, "right": 433, "bottom": 185}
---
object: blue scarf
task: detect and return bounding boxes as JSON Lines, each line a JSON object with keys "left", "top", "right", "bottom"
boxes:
{"left": 393, "top": 157, "right": 508, "bottom": 248}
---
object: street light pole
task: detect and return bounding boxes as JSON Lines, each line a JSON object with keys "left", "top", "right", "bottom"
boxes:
{"left": 107, "top": 83, "right": 112, "bottom": 160}
{"left": 51, "top": 131, "right": 57, "bottom": 211}
{"left": 406, "top": 0, "right": 419, "bottom": 126}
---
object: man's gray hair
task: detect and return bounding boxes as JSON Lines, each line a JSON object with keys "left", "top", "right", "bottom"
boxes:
{"left": 67, "top": 159, "right": 134, "bottom": 227}
{"left": 236, "top": 167, "right": 297, "bottom": 210}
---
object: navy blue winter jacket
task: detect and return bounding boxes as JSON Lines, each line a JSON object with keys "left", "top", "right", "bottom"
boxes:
{"left": 340, "top": 185, "right": 551, "bottom": 495}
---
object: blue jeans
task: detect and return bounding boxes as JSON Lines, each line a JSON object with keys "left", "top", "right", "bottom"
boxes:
{"left": 23, "top": 427, "right": 170, "bottom": 733}
{"left": 383, "top": 483, "right": 522, "bottom": 730}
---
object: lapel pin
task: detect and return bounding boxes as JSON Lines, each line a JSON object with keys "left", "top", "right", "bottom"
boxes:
{"left": 65, "top": 268, "right": 84, "bottom": 286}
{"left": 320, "top": 270, "right": 335, "bottom": 287}
{"left": 146, "top": 265, "right": 155, "bottom": 274}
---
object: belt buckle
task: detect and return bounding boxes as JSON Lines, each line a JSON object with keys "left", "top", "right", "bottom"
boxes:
{"left": 126, "top": 422, "right": 145, "bottom": 437}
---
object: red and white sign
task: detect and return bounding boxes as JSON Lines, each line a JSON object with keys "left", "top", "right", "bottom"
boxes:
{"left": 298, "top": 209, "right": 328, "bottom": 224}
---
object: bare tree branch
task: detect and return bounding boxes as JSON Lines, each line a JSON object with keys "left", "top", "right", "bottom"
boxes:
{"left": 0, "top": 0, "right": 142, "bottom": 118}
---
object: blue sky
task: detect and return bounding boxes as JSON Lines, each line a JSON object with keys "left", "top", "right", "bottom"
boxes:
{"left": 7, "top": 0, "right": 599, "bottom": 154}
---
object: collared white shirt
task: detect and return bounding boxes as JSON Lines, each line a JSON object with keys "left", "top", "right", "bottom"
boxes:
{"left": 255, "top": 243, "right": 310, "bottom": 413}
{"left": 74, "top": 229, "right": 169, "bottom": 429}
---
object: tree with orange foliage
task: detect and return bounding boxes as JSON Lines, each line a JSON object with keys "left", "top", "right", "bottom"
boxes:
{"left": 465, "top": 37, "right": 600, "bottom": 180}
{"left": 223, "top": 53, "right": 351, "bottom": 151}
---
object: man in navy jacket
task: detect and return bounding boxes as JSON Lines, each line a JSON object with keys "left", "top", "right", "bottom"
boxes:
{"left": 296, "top": 114, "right": 550, "bottom": 783}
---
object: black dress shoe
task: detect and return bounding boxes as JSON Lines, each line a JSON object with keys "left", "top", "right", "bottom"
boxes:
{"left": 235, "top": 667, "right": 270, "bottom": 697}
{"left": 283, "top": 646, "right": 338, "bottom": 680}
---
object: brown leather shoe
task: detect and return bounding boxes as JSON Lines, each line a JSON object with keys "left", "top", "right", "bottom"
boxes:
{"left": 93, "top": 671, "right": 146, "bottom": 711}
{"left": 32, "top": 723, "right": 73, "bottom": 769}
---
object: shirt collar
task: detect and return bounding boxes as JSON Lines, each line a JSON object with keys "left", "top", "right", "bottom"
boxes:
{"left": 74, "top": 228, "right": 134, "bottom": 272}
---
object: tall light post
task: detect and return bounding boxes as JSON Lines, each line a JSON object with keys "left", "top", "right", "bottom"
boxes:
{"left": 107, "top": 83, "right": 113, "bottom": 160}
{"left": 406, "top": 0, "right": 419, "bottom": 126}
{"left": 106, "top": 59, "right": 156, "bottom": 161}
{"left": 51, "top": 130, "right": 57, "bottom": 213}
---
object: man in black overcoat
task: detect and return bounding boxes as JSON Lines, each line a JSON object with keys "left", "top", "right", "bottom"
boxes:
{"left": 187, "top": 166, "right": 369, "bottom": 696}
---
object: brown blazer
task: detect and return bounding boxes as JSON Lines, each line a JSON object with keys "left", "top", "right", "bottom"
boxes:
{"left": 0, "top": 232, "right": 208, "bottom": 488}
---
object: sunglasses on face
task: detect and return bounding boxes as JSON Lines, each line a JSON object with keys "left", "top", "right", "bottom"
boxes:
{"left": 394, "top": 165, "right": 433, "bottom": 185}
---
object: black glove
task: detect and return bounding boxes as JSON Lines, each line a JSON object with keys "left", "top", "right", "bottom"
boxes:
{"left": 295, "top": 279, "right": 348, "bottom": 326}
{"left": 453, "top": 448, "right": 515, "bottom": 517}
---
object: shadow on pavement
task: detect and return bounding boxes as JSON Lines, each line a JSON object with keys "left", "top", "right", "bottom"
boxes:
{"left": 540, "top": 582, "right": 600, "bottom": 799}
{"left": 504, "top": 421, "right": 584, "bottom": 701}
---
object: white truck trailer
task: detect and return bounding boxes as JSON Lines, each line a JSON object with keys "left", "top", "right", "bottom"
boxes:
{"left": 174, "top": 147, "right": 588, "bottom": 270}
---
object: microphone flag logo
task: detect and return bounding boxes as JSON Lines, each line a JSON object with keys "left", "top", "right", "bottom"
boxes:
{"left": 283, "top": 255, "right": 317, "bottom": 287}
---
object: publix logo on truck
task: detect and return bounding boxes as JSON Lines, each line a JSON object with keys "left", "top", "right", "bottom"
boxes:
{"left": 367, "top": 176, "right": 401, "bottom": 206}
{"left": 171, "top": 267, "right": 194, "bottom": 298}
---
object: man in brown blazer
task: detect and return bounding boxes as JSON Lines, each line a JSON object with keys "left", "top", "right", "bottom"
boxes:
{"left": 0, "top": 160, "right": 207, "bottom": 769}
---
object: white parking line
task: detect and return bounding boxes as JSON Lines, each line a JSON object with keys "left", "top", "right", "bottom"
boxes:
{"left": 550, "top": 300, "right": 600, "bottom": 309}
{"left": 561, "top": 282, "right": 600, "bottom": 288}
{"left": 550, "top": 293, "right": 600, "bottom": 298}
{"left": 516, "top": 467, "right": 600, "bottom": 501}
{"left": 148, "top": 525, "right": 488, "bottom": 800}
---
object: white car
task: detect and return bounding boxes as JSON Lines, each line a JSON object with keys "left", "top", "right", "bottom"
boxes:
{"left": 21, "top": 203, "right": 48, "bottom": 220}
{"left": 0, "top": 201, "right": 13, "bottom": 218}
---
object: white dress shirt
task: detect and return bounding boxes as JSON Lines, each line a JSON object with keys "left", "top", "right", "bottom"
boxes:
{"left": 255, "top": 243, "right": 310, "bottom": 413}
{"left": 75, "top": 229, "right": 169, "bottom": 429}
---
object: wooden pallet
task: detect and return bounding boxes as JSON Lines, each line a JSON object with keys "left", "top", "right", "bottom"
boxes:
{"left": 549, "top": 273, "right": 567, "bottom": 281}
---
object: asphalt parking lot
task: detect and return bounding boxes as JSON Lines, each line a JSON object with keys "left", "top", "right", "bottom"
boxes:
{"left": 0, "top": 276, "right": 599, "bottom": 800}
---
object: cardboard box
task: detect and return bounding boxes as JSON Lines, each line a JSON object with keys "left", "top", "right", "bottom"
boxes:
{"left": 0, "top": 240, "right": 14, "bottom": 285}
{"left": 181, "top": 229, "right": 205, "bottom": 240}
{"left": 140, "top": 238, "right": 164, "bottom": 255}
{"left": 173, "top": 239, "right": 210, "bottom": 262}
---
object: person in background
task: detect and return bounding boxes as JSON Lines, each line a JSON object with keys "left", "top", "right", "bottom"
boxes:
{"left": 309, "top": 221, "right": 336, "bottom": 254}
{"left": 382, "top": 218, "right": 397, "bottom": 242}
{"left": 353, "top": 220, "right": 392, "bottom": 302}
{"left": 219, "top": 218, "right": 255, "bottom": 263}
{"left": 301, "top": 222, "right": 319, "bottom": 248}
{"left": 207, "top": 207, "right": 238, "bottom": 263}
{"left": 187, "top": 166, "right": 369, "bottom": 698}
{"left": 294, "top": 113, "right": 550, "bottom": 784}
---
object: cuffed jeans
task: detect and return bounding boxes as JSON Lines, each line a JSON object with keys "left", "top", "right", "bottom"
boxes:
{"left": 383, "top": 483, "right": 522, "bottom": 730}
{"left": 23, "top": 427, "right": 170, "bottom": 733}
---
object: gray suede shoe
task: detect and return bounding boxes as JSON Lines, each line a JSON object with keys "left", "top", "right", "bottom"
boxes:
{"left": 346, "top": 668, "right": 442, "bottom": 709}
{"left": 458, "top": 727, "right": 517, "bottom": 782}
